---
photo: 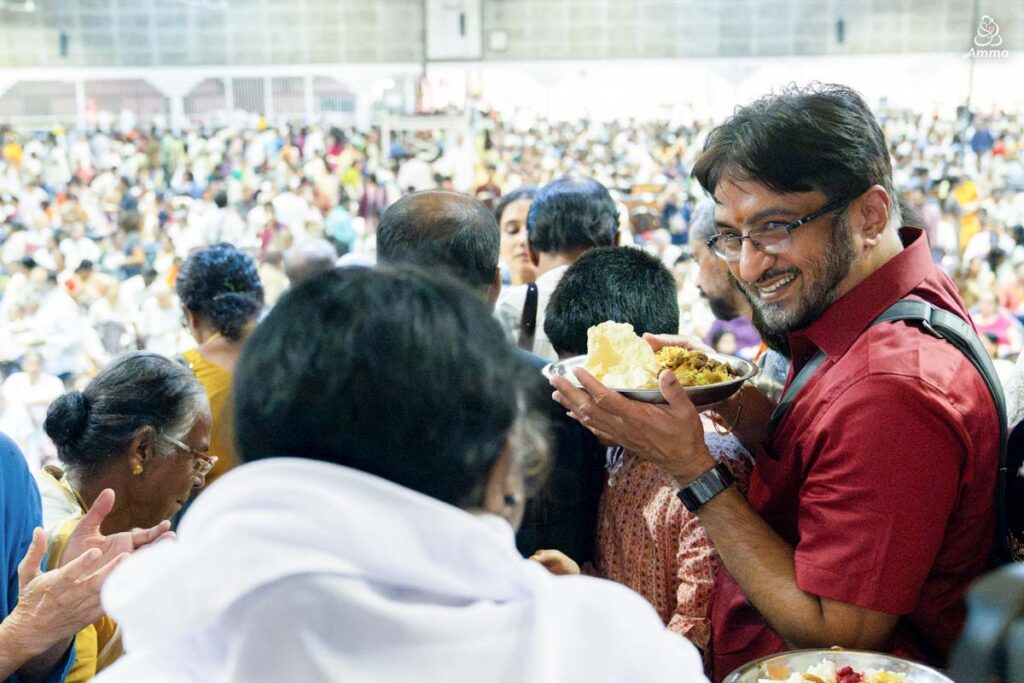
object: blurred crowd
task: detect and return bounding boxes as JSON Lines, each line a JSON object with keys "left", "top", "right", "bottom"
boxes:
{"left": 0, "top": 104, "right": 1022, "bottom": 467}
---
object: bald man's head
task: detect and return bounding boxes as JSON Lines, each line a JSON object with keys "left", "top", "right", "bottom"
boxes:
{"left": 376, "top": 191, "right": 500, "bottom": 296}
{"left": 284, "top": 239, "right": 338, "bottom": 284}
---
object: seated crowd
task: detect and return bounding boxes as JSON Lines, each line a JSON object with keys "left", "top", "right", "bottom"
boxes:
{"left": 0, "top": 83, "right": 1020, "bottom": 683}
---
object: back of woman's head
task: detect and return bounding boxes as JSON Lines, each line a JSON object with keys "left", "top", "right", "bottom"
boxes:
{"left": 176, "top": 243, "right": 264, "bottom": 340}
{"left": 44, "top": 352, "right": 205, "bottom": 476}
{"left": 526, "top": 178, "right": 619, "bottom": 255}
{"left": 234, "top": 266, "right": 522, "bottom": 508}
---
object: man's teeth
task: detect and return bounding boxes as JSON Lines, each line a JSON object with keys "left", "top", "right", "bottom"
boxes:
{"left": 758, "top": 273, "right": 797, "bottom": 293}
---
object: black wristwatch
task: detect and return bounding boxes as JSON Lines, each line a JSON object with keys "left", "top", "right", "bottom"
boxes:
{"left": 676, "top": 463, "right": 734, "bottom": 512}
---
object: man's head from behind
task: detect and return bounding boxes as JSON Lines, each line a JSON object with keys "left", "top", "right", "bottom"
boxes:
{"left": 526, "top": 178, "right": 619, "bottom": 262}
{"left": 377, "top": 190, "right": 500, "bottom": 303}
{"left": 284, "top": 239, "right": 338, "bottom": 284}
{"left": 544, "top": 246, "right": 679, "bottom": 358}
{"left": 234, "top": 266, "right": 526, "bottom": 514}
{"left": 693, "top": 83, "right": 900, "bottom": 351}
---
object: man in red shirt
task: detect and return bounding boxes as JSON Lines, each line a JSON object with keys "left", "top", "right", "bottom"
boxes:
{"left": 549, "top": 84, "right": 1000, "bottom": 681}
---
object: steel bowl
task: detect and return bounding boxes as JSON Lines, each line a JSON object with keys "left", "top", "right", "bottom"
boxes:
{"left": 723, "top": 649, "right": 953, "bottom": 683}
{"left": 541, "top": 352, "right": 758, "bottom": 407}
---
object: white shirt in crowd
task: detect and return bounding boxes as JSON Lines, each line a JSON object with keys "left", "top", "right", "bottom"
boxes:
{"left": 96, "top": 458, "right": 707, "bottom": 682}
{"left": 2, "top": 370, "right": 64, "bottom": 469}
{"left": 495, "top": 264, "right": 570, "bottom": 362}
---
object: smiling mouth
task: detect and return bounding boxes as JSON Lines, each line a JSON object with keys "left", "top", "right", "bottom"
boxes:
{"left": 754, "top": 272, "right": 798, "bottom": 295}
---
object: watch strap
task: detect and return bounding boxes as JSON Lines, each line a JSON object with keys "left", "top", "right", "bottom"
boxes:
{"left": 676, "top": 462, "right": 734, "bottom": 512}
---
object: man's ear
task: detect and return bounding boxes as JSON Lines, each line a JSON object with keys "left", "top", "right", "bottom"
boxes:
{"left": 527, "top": 239, "right": 539, "bottom": 267}
{"left": 853, "top": 185, "right": 892, "bottom": 245}
{"left": 488, "top": 268, "right": 501, "bottom": 310}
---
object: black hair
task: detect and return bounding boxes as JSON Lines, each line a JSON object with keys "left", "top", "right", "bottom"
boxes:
{"left": 214, "top": 190, "right": 229, "bottom": 209}
{"left": 544, "top": 246, "right": 679, "bottom": 356}
{"left": 712, "top": 328, "right": 737, "bottom": 348}
{"left": 693, "top": 84, "right": 898, "bottom": 218}
{"left": 176, "top": 243, "right": 264, "bottom": 340}
{"left": 377, "top": 190, "right": 499, "bottom": 292}
{"left": 527, "top": 177, "right": 619, "bottom": 255}
{"left": 234, "top": 266, "right": 523, "bottom": 508}
{"left": 44, "top": 352, "right": 205, "bottom": 476}
{"left": 494, "top": 186, "right": 537, "bottom": 224}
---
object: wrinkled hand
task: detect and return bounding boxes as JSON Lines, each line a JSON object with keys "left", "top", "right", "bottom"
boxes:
{"left": 529, "top": 549, "right": 580, "bottom": 576}
{"left": 550, "top": 367, "right": 714, "bottom": 485}
{"left": 61, "top": 489, "right": 174, "bottom": 569}
{"left": 4, "top": 529, "right": 123, "bottom": 656}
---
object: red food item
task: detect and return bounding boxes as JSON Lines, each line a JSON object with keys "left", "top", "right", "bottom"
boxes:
{"left": 836, "top": 666, "right": 865, "bottom": 683}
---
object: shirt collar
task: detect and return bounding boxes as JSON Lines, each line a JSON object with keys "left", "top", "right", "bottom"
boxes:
{"left": 535, "top": 264, "right": 570, "bottom": 287}
{"left": 788, "top": 228, "right": 933, "bottom": 366}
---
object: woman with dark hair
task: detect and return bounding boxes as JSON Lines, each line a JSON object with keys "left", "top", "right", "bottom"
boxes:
{"left": 95, "top": 267, "right": 706, "bottom": 682}
{"left": 176, "top": 243, "right": 263, "bottom": 485}
{"left": 494, "top": 186, "right": 537, "bottom": 286}
{"left": 37, "top": 351, "right": 212, "bottom": 681}
{"left": 495, "top": 177, "right": 620, "bottom": 360}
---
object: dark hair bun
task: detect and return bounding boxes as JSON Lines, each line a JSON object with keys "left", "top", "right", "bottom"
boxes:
{"left": 44, "top": 391, "right": 90, "bottom": 454}
{"left": 176, "top": 244, "right": 264, "bottom": 340}
{"left": 209, "top": 291, "right": 264, "bottom": 340}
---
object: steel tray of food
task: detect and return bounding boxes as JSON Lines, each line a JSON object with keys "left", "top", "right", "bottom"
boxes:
{"left": 542, "top": 350, "right": 757, "bottom": 406}
{"left": 723, "top": 649, "right": 953, "bottom": 683}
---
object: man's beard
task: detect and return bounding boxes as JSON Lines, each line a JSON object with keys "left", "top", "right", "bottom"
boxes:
{"left": 730, "top": 216, "right": 857, "bottom": 356}
{"left": 706, "top": 293, "right": 740, "bottom": 321}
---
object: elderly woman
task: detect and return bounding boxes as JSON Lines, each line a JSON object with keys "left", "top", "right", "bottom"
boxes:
{"left": 36, "top": 352, "right": 213, "bottom": 681}
{"left": 94, "top": 267, "right": 706, "bottom": 682}
{"left": 176, "top": 243, "right": 263, "bottom": 485}
{"left": 0, "top": 445, "right": 171, "bottom": 683}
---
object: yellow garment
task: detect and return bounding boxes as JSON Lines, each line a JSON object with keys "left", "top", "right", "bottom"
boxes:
{"left": 953, "top": 180, "right": 980, "bottom": 251}
{"left": 2, "top": 142, "right": 22, "bottom": 165}
{"left": 39, "top": 470, "right": 123, "bottom": 681}
{"left": 182, "top": 348, "right": 238, "bottom": 484}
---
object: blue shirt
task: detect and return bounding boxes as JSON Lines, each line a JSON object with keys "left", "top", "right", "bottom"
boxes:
{"left": 1, "top": 434, "right": 72, "bottom": 683}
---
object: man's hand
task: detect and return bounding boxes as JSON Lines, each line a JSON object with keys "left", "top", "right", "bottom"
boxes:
{"left": 61, "top": 489, "right": 174, "bottom": 568}
{"left": 529, "top": 549, "right": 580, "bottom": 576}
{"left": 648, "top": 332, "right": 776, "bottom": 452}
{"left": 550, "top": 366, "right": 715, "bottom": 485}
{"left": 642, "top": 332, "right": 712, "bottom": 354}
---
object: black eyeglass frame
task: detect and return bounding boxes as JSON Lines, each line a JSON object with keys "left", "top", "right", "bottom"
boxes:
{"left": 705, "top": 198, "right": 851, "bottom": 261}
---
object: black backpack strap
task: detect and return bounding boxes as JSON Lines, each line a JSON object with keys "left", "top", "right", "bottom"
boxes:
{"left": 874, "top": 299, "right": 1011, "bottom": 563}
{"left": 517, "top": 283, "right": 539, "bottom": 352}
{"left": 766, "top": 350, "right": 828, "bottom": 441}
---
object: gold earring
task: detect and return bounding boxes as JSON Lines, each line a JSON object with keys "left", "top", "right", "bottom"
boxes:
{"left": 132, "top": 464, "right": 144, "bottom": 476}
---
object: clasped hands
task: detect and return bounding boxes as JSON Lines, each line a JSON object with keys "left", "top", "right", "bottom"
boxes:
{"left": 4, "top": 489, "right": 172, "bottom": 662}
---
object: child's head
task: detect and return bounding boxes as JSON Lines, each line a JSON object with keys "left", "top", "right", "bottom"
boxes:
{"left": 545, "top": 246, "right": 679, "bottom": 358}
{"left": 712, "top": 329, "right": 738, "bottom": 356}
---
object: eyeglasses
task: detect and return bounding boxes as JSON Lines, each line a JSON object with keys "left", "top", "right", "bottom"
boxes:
{"left": 705, "top": 199, "right": 849, "bottom": 262}
{"left": 160, "top": 435, "right": 218, "bottom": 478}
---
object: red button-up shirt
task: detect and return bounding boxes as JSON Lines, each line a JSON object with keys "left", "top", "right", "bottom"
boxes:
{"left": 709, "top": 228, "right": 1000, "bottom": 681}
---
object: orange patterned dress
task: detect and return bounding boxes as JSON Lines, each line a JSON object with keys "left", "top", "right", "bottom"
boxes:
{"left": 594, "top": 421, "right": 752, "bottom": 652}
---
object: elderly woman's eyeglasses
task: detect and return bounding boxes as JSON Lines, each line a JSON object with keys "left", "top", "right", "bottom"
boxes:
{"left": 705, "top": 199, "right": 849, "bottom": 262}
{"left": 161, "top": 435, "right": 218, "bottom": 477}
